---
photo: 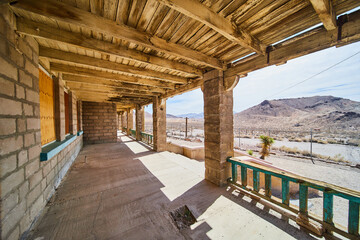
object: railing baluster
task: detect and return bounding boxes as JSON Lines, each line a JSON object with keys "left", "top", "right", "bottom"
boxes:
{"left": 241, "top": 166, "right": 247, "bottom": 187}
{"left": 265, "top": 174, "right": 271, "bottom": 197}
{"left": 348, "top": 200, "right": 359, "bottom": 235}
{"left": 282, "top": 179, "right": 290, "bottom": 206}
{"left": 299, "top": 183, "right": 308, "bottom": 214}
{"left": 231, "top": 163, "right": 237, "bottom": 183}
{"left": 323, "top": 191, "right": 334, "bottom": 225}
{"left": 253, "top": 170, "right": 259, "bottom": 192}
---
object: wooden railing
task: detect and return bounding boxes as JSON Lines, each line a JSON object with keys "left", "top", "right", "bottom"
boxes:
{"left": 141, "top": 132, "right": 153, "bottom": 146}
{"left": 227, "top": 157, "right": 360, "bottom": 239}
{"left": 130, "top": 129, "right": 136, "bottom": 138}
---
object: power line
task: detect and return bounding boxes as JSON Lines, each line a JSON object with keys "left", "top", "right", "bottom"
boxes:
{"left": 266, "top": 50, "right": 360, "bottom": 99}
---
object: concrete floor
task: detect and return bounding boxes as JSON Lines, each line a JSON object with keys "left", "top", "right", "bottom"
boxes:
{"left": 28, "top": 133, "right": 321, "bottom": 240}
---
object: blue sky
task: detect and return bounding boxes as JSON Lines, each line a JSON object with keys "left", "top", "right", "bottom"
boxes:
{"left": 145, "top": 41, "right": 360, "bottom": 115}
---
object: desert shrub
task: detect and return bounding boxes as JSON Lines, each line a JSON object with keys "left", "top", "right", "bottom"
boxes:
{"left": 259, "top": 135, "right": 274, "bottom": 159}
{"left": 247, "top": 150, "right": 253, "bottom": 156}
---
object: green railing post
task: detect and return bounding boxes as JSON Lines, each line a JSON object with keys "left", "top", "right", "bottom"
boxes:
{"left": 282, "top": 179, "right": 290, "bottom": 206}
{"left": 231, "top": 163, "right": 237, "bottom": 183}
{"left": 323, "top": 191, "right": 334, "bottom": 225}
{"left": 348, "top": 201, "right": 359, "bottom": 235}
{"left": 253, "top": 170, "right": 260, "bottom": 192}
{"left": 241, "top": 166, "right": 247, "bottom": 187}
{"left": 299, "top": 183, "right": 308, "bottom": 214}
{"left": 265, "top": 174, "right": 271, "bottom": 197}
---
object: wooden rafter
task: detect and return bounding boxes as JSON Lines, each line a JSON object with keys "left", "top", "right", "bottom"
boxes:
{"left": 11, "top": 0, "right": 224, "bottom": 69}
{"left": 16, "top": 18, "right": 202, "bottom": 77}
{"left": 225, "top": 10, "right": 360, "bottom": 83}
{"left": 157, "top": 0, "right": 266, "bottom": 55}
{"left": 40, "top": 47, "right": 188, "bottom": 84}
{"left": 50, "top": 63, "right": 176, "bottom": 89}
{"left": 309, "top": 0, "right": 337, "bottom": 31}
{"left": 65, "top": 82, "right": 160, "bottom": 97}
{"left": 62, "top": 74, "right": 166, "bottom": 94}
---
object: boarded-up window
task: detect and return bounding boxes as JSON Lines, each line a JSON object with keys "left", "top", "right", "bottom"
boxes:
{"left": 64, "top": 91, "right": 70, "bottom": 134}
{"left": 39, "top": 69, "right": 56, "bottom": 145}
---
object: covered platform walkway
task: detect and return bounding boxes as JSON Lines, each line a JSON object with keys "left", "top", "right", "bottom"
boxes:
{"left": 28, "top": 133, "right": 317, "bottom": 239}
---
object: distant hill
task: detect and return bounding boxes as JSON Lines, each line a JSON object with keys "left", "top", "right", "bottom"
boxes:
{"left": 144, "top": 112, "right": 180, "bottom": 119}
{"left": 234, "top": 96, "right": 360, "bottom": 132}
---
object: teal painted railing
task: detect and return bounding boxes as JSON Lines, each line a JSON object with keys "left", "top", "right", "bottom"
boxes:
{"left": 141, "top": 132, "right": 153, "bottom": 146}
{"left": 227, "top": 157, "right": 360, "bottom": 238}
{"left": 130, "top": 129, "right": 136, "bottom": 138}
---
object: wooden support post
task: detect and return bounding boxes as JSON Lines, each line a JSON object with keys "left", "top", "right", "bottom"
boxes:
{"left": 241, "top": 166, "right": 247, "bottom": 187}
{"left": 348, "top": 201, "right": 359, "bottom": 235}
{"left": 153, "top": 96, "right": 166, "bottom": 151}
{"left": 231, "top": 164, "right": 237, "bottom": 183}
{"left": 323, "top": 191, "right": 334, "bottom": 225}
{"left": 282, "top": 179, "right": 290, "bottom": 206}
{"left": 265, "top": 174, "right": 271, "bottom": 197}
{"left": 136, "top": 105, "right": 143, "bottom": 141}
{"left": 299, "top": 183, "right": 308, "bottom": 214}
{"left": 253, "top": 170, "right": 260, "bottom": 192}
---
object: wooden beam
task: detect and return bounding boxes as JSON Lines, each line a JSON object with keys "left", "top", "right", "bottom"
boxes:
{"left": 157, "top": 0, "right": 265, "bottom": 55}
{"left": 65, "top": 82, "right": 159, "bottom": 97}
{"left": 72, "top": 90, "right": 152, "bottom": 104}
{"left": 163, "top": 79, "right": 203, "bottom": 99}
{"left": 40, "top": 47, "right": 188, "bottom": 84}
{"left": 225, "top": 10, "right": 360, "bottom": 83}
{"left": 309, "top": 0, "right": 337, "bottom": 31}
{"left": 16, "top": 19, "right": 202, "bottom": 77}
{"left": 62, "top": 74, "right": 165, "bottom": 94}
{"left": 50, "top": 63, "right": 176, "bottom": 89}
{"left": 11, "top": 0, "right": 224, "bottom": 69}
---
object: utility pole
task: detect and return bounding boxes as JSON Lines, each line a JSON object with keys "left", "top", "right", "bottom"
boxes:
{"left": 185, "top": 117, "right": 188, "bottom": 139}
{"left": 310, "top": 128, "right": 314, "bottom": 164}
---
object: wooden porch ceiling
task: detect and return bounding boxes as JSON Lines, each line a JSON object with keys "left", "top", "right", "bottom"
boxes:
{"left": 9, "top": 0, "right": 360, "bottom": 109}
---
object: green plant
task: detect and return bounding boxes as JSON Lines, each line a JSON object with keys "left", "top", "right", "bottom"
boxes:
{"left": 259, "top": 135, "right": 274, "bottom": 160}
{"left": 247, "top": 150, "right": 253, "bottom": 156}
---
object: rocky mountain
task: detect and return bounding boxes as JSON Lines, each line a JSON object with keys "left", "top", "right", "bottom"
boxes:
{"left": 234, "top": 96, "right": 360, "bottom": 132}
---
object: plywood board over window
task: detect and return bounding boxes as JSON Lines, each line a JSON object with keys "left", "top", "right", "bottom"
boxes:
{"left": 39, "top": 68, "right": 56, "bottom": 145}
{"left": 64, "top": 91, "right": 70, "bottom": 134}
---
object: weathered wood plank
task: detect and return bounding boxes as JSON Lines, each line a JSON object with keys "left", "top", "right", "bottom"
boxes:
{"left": 348, "top": 201, "right": 359, "bottom": 235}
{"left": 16, "top": 18, "right": 202, "bottom": 77}
{"left": 157, "top": 0, "right": 265, "bottom": 54}
{"left": 253, "top": 170, "right": 260, "bottom": 192}
{"left": 50, "top": 63, "right": 176, "bottom": 89}
{"left": 62, "top": 74, "right": 166, "bottom": 93}
{"left": 265, "top": 174, "right": 271, "bottom": 197}
{"left": 40, "top": 47, "right": 189, "bottom": 84}
{"left": 231, "top": 163, "right": 237, "bottom": 183}
{"left": 241, "top": 166, "right": 247, "bottom": 187}
{"left": 11, "top": 0, "right": 224, "bottom": 69}
{"left": 309, "top": 0, "right": 337, "bottom": 31}
{"left": 323, "top": 191, "right": 333, "bottom": 225}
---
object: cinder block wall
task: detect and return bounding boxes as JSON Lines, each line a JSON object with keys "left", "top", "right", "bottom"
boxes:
{"left": 0, "top": 9, "right": 83, "bottom": 239}
{"left": 82, "top": 101, "right": 117, "bottom": 144}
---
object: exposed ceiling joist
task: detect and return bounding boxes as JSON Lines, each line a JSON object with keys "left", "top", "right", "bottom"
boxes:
{"left": 40, "top": 47, "right": 188, "bottom": 84}
{"left": 65, "top": 82, "right": 160, "bottom": 97}
{"left": 50, "top": 63, "right": 176, "bottom": 89}
{"left": 62, "top": 74, "right": 165, "bottom": 94}
{"left": 309, "top": 0, "right": 337, "bottom": 31}
{"left": 225, "top": 10, "right": 360, "bottom": 84}
{"left": 16, "top": 18, "right": 202, "bottom": 77}
{"left": 73, "top": 91, "right": 152, "bottom": 104}
{"left": 157, "top": 0, "right": 266, "bottom": 55}
{"left": 11, "top": 0, "right": 224, "bottom": 69}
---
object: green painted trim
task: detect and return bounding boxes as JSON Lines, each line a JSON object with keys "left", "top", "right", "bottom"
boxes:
{"left": 77, "top": 130, "right": 83, "bottom": 136}
{"left": 253, "top": 170, "right": 259, "bottom": 192}
{"left": 265, "top": 174, "right": 271, "bottom": 197}
{"left": 241, "top": 166, "right": 247, "bottom": 187}
{"left": 348, "top": 201, "right": 359, "bottom": 235}
{"left": 40, "top": 135, "right": 76, "bottom": 161}
{"left": 299, "top": 184, "right": 308, "bottom": 214}
{"left": 323, "top": 192, "right": 334, "bottom": 224}
{"left": 282, "top": 179, "right": 290, "bottom": 206}
{"left": 231, "top": 164, "right": 237, "bottom": 183}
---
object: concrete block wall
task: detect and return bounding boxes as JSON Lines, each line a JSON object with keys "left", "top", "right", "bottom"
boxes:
{"left": 82, "top": 101, "right": 117, "bottom": 144}
{"left": 0, "top": 8, "right": 83, "bottom": 239}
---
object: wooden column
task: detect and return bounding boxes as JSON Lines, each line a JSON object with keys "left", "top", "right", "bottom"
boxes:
{"left": 203, "top": 69, "right": 234, "bottom": 186}
{"left": 136, "top": 105, "right": 143, "bottom": 140}
{"left": 54, "top": 76, "right": 66, "bottom": 141}
{"left": 153, "top": 96, "right": 166, "bottom": 151}
{"left": 141, "top": 107, "right": 145, "bottom": 132}
{"left": 121, "top": 112, "right": 126, "bottom": 130}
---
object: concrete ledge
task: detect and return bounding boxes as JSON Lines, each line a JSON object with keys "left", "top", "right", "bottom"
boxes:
{"left": 40, "top": 135, "right": 76, "bottom": 161}
{"left": 167, "top": 142, "right": 204, "bottom": 160}
{"left": 77, "top": 130, "right": 83, "bottom": 136}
